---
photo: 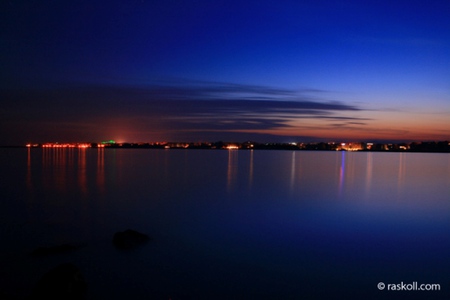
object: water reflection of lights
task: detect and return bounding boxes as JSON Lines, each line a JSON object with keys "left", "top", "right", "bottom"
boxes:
{"left": 227, "top": 150, "right": 238, "bottom": 192}
{"left": 78, "top": 148, "right": 88, "bottom": 196}
{"left": 26, "top": 147, "right": 32, "bottom": 190}
{"left": 339, "top": 151, "right": 345, "bottom": 196}
{"left": 290, "top": 151, "right": 296, "bottom": 194}
{"left": 364, "top": 152, "right": 373, "bottom": 200}
{"left": 249, "top": 150, "right": 254, "bottom": 190}
{"left": 397, "top": 153, "right": 406, "bottom": 200}
{"left": 97, "top": 147, "right": 105, "bottom": 196}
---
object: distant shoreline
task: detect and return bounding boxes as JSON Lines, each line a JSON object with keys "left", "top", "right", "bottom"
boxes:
{"left": 2, "top": 140, "right": 449, "bottom": 153}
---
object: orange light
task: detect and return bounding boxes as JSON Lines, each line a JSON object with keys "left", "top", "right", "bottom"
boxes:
{"left": 226, "top": 145, "right": 239, "bottom": 150}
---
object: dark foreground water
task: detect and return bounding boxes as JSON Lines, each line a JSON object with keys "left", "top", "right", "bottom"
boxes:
{"left": 1, "top": 148, "right": 450, "bottom": 299}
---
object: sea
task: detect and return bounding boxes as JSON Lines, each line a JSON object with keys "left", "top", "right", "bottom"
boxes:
{"left": 0, "top": 148, "right": 449, "bottom": 299}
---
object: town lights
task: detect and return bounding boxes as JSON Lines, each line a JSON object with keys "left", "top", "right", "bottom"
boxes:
{"left": 226, "top": 145, "right": 239, "bottom": 150}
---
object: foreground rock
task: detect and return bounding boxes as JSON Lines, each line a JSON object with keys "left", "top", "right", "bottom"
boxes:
{"left": 31, "top": 263, "right": 87, "bottom": 300}
{"left": 112, "top": 229, "right": 150, "bottom": 250}
{"left": 31, "top": 244, "right": 79, "bottom": 257}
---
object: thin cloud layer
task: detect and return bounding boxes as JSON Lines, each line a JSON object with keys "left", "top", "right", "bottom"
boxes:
{"left": 1, "top": 81, "right": 369, "bottom": 144}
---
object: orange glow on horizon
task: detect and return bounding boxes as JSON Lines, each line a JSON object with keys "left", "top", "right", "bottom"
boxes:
{"left": 226, "top": 145, "right": 239, "bottom": 150}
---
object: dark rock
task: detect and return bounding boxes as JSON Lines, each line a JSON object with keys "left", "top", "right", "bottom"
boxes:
{"left": 31, "top": 263, "right": 87, "bottom": 300}
{"left": 31, "top": 244, "right": 78, "bottom": 257}
{"left": 0, "top": 290, "right": 17, "bottom": 300}
{"left": 112, "top": 229, "right": 150, "bottom": 250}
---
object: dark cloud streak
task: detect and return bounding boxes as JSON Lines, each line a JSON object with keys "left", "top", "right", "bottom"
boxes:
{"left": 1, "top": 82, "right": 367, "bottom": 144}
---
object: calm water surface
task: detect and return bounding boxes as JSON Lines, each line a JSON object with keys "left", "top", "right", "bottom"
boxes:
{"left": 1, "top": 148, "right": 450, "bottom": 299}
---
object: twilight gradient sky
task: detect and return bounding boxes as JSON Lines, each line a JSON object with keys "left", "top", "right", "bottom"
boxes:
{"left": 1, "top": 0, "right": 450, "bottom": 144}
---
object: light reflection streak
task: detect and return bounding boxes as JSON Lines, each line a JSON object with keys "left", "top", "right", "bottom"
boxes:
{"left": 364, "top": 152, "right": 373, "bottom": 200}
{"left": 57, "top": 148, "right": 66, "bottom": 192}
{"left": 26, "top": 147, "right": 32, "bottom": 190}
{"left": 97, "top": 147, "right": 105, "bottom": 196}
{"left": 227, "top": 150, "right": 238, "bottom": 192}
{"left": 109, "top": 149, "right": 117, "bottom": 188}
{"left": 448, "top": 155, "right": 450, "bottom": 187}
{"left": 77, "top": 148, "right": 89, "bottom": 237}
{"left": 78, "top": 148, "right": 87, "bottom": 196}
{"left": 347, "top": 153, "right": 356, "bottom": 189}
{"left": 397, "top": 153, "right": 406, "bottom": 199}
{"left": 41, "top": 147, "right": 49, "bottom": 193}
{"left": 248, "top": 150, "right": 254, "bottom": 190}
{"left": 68, "top": 147, "right": 75, "bottom": 167}
{"left": 339, "top": 151, "right": 345, "bottom": 197}
{"left": 290, "top": 151, "right": 296, "bottom": 194}
{"left": 42, "top": 147, "right": 68, "bottom": 192}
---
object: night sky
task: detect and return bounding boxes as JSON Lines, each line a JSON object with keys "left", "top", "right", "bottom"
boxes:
{"left": 1, "top": 0, "right": 449, "bottom": 145}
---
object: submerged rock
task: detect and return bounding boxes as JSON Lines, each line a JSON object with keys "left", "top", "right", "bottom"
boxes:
{"left": 31, "top": 263, "right": 87, "bottom": 300}
{"left": 31, "top": 244, "right": 79, "bottom": 257}
{"left": 112, "top": 229, "right": 150, "bottom": 250}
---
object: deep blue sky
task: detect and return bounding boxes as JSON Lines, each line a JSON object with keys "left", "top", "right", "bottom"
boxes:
{"left": 1, "top": 0, "right": 449, "bottom": 144}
